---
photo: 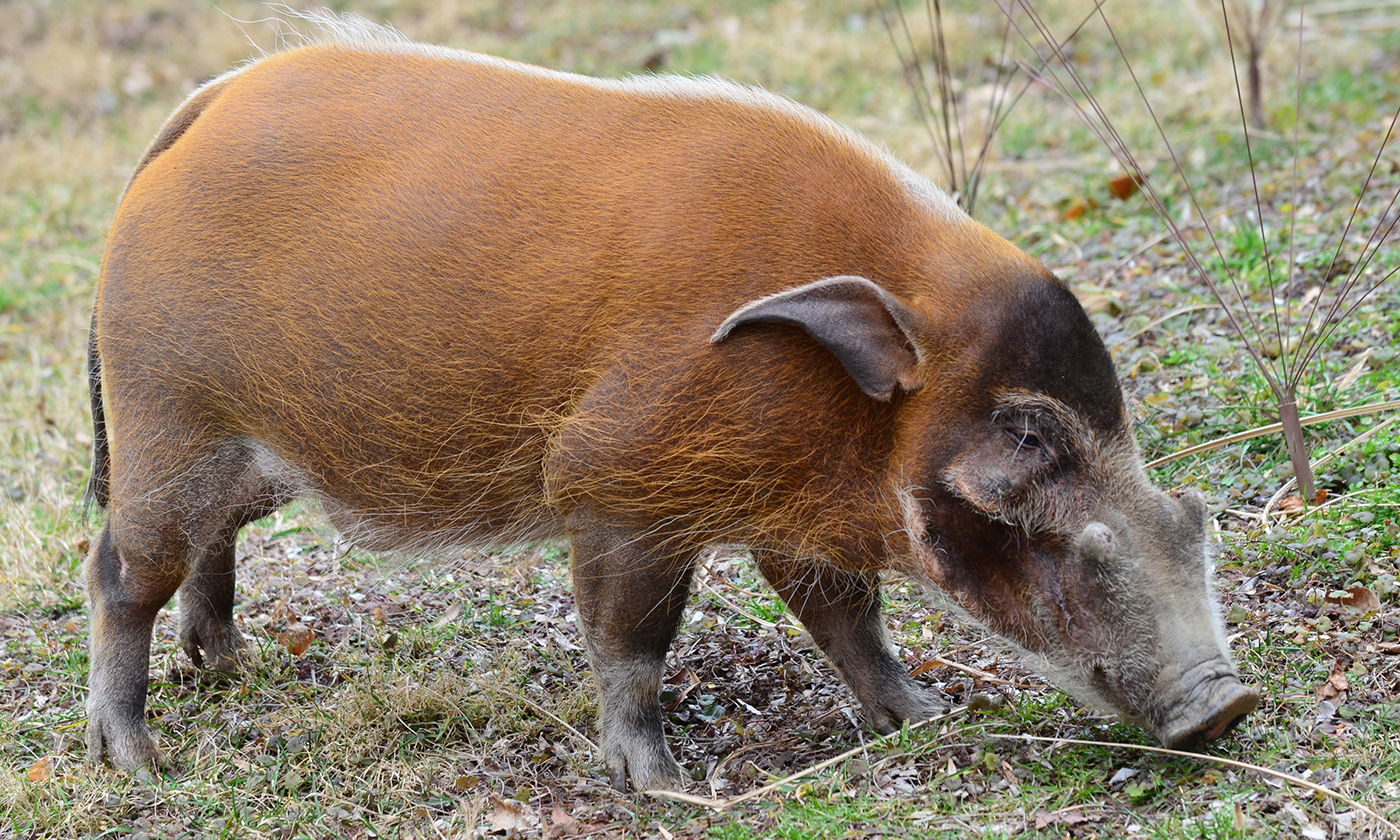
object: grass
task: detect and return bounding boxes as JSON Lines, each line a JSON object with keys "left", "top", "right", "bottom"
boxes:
{"left": 2, "top": 0, "right": 1399, "bottom": 837}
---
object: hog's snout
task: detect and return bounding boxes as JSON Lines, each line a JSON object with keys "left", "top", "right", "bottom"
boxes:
{"left": 1152, "top": 658, "right": 1259, "bottom": 750}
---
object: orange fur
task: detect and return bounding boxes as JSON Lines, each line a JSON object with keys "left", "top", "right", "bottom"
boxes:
{"left": 84, "top": 35, "right": 1256, "bottom": 788}
{"left": 96, "top": 42, "right": 1041, "bottom": 560}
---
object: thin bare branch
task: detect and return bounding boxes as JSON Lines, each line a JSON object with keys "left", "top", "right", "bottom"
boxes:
{"left": 1303, "top": 261, "right": 1400, "bottom": 369}
{"left": 1002, "top": 0, "right": 1284, "bottom": 396}
{"left": 1093, "top": 5, "right": 1284, "bottom": 394}
{"left": 970, "top": 3, "right": 1102, "bottom": 208}
{"left": 1285, "top": 0, "right": 1307, "bottom": 384}
{"left": 884, "top": 0, "right": 1099, "bottom": 214}
{"left": 985, "top": 734, "right": 1400, "bottom": 835}
{"left": 929, "top": 1, "right": 968, "bottom": 198}
{"left": 1221, "top": 0, "right": 1289, "bottom": 386}
{"left": 967, "top": 13, "right": 1020, "bottom": 203}
{"left": 880, "top": 3, "right": 950, "bottom": 187}
{"left": 1295, "top": 104, "right": 1400, "bottom": 377}
{"left": 1143, "top": 398, "right": 1400, "bottom": 469}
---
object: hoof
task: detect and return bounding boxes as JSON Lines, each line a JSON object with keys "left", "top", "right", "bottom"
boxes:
{"left": 87, "top": 702, "right": 167, "bottom": 777}
{"left": 602, "top": 731, "right": 686, "bottom": 793}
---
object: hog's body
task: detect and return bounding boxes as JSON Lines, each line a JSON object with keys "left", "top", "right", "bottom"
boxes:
{"left": 85, "top": 30, "right": 1256, "bottom": 791}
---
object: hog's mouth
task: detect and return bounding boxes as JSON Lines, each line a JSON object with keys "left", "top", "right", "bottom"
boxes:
{"left": 1046, "top": 653, "right": 1257, "bottom": 751}
{"left": 1148, "top": 659, "right": 1259, "bottom": 750}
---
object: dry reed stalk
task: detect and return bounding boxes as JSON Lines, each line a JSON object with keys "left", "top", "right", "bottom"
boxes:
{"left": 1001, "top": 0, "right": 1400, "bottom": 506}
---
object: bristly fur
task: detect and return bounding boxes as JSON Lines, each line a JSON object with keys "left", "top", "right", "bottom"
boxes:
{"left": 80, "top": 15, "right": 1255, "bottom": 786}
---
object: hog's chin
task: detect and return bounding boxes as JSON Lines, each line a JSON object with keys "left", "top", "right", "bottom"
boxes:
{"left": 1030, "top": 657, "right": 1126, "bottom": 715}
{"left": 1061, "top": 679, "right": 1147, "bottom": 730}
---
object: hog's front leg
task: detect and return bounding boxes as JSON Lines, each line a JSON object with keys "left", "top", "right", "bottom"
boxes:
{"left": 755, "top": 554, "right": 944, "bottom": 733}
{"left": 566, "top": 509, "right": 696, "bottom": 792}
{"left": 178, "top": 541, "right": 247, "bottom": 673}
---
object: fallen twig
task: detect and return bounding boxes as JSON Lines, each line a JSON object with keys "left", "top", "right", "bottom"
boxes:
{"left": 984, "top": 734, "right": 1400, "bottom": 836}
{"left": 912, "top": 656, "right": 1046, "bottom": 690}
{"left": 645, "top": 707, "right": 966, "bottom": 810}
{"left": 1144, "top": 399, "right": 1400, "bottom": 470}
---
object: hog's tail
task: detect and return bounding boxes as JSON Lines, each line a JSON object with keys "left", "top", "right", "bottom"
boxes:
{"left": 86, "top": 311, "right": 110, "bottom": 509}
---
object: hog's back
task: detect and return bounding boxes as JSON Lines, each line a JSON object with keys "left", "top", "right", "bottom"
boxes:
{"left": 95, "top": 42, "right": 974, "bottom": 551}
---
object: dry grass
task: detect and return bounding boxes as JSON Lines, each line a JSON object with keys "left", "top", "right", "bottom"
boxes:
{"left": 3, "top": 1, "right": 1400, "bottom": 838}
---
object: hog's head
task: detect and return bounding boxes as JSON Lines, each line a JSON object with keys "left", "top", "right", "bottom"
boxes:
{"left": 910, "top": 387, "right": 1259, "bottom": 748}
{"left": 712, "top": 270, "right": 1258, "bottom": 749}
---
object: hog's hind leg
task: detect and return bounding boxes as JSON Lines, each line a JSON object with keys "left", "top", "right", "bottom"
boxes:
{"left": 87, "top": 436, "right": 285, "bottom": 773}
{"left": 755, "top": 554, "right": 945, "bottom": 733}
{"left": 85, "top": 519, "right": 184, "bottom": 773}
{"left": 566, "top": 509, "right": 696, "bottom": 793}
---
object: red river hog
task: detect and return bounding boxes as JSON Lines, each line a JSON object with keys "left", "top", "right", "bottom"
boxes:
{"left": 83, "top": 20, "right": 1258, "bottom": 791}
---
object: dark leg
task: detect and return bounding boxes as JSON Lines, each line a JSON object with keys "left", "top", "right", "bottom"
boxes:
{"left": 755, "top": 553, "right": 944, "bottom": 733}
{"left": 179, "top": 493, "right": 286, "bottom": 671}
{"left": 177, "top": 540, "right": 245, "bottom": 672}
{"left": 85, "top": 521, "right": 185, "bottom": 772}
{"left": 87, "top": 436, "right": 283, "bottom": 773}
{"left": 566, "top": 509, "right": 696, "bottom": 792}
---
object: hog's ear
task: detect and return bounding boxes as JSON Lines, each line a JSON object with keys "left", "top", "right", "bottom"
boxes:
{"left": 710, "top": 275, "right": 924, "bottom": 401}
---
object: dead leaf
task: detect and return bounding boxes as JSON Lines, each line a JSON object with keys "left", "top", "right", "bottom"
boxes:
{"left": 26, "top": 756, "right": 51, "bottom": 783}
{"left": 1279, "top": 496, "right": 1306, "bottom": 514}
{"left": 1313, "top": 699, "right": 1338, "bottom": 731}
{"left": 1316, "top": 660, "right": 1349, "bottom": 703}
{"left": 1326, "top": 584, "right": 1380, "bottom": 616}
{"left": 1108, "top": 172, "right": 1144, "bottom": 200}
{"left": 545, "top": 804, "right": 577, "bottom": 838}
{"left": 641, "top": 48, "right": 668, "bottom": 73}
{"left": 1060, "top": 197, "right": 1098, "bottom": 220}
{"left": 1034, "top": 809, "right": 1092, "bottom": 829}
{"left": 1337, "top": 348, "right": 1373, "bottom": 391}
{"left": 1109, "top": 767, "right": 1139, "bottom": 788}
{"left": 909, "top": 659, "right": 941, "bottom": 678}
{"left": 1076, "top": 286, "right": 1126, "bottom": 316}
{"left": 1378, "top": 642, "right": 1400, "bottom": 655}
{"left": 488, "top": 795, "right": 536, "bottom": 833}
{"left": 433, "top": 601, "right": 463, "bottom": 628}
{"left": 998, "top": 759, "right": 1021, "bottom": 791}
{"left": 276, "top": 623, "right": 315, "bottom": 656}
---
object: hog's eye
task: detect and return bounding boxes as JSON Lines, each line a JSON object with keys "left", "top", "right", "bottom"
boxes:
{"left": 1006, "top": 428, "right": 1045, "bottom": 454}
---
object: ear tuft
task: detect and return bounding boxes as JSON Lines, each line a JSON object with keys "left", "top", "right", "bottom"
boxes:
{"left": 711, "top": 275, "right": 923, "bottom": 401}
